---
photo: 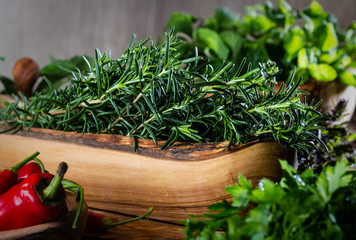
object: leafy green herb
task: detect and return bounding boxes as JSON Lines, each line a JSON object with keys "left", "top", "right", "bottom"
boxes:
{"left": 163, "top": 0, "right": 356, "bottom": 86}
{"left": 184, "top": 158, "right": 356, "bottom": 239}
{"left": 0, "top": 30, "right": 329, "bottom": 154}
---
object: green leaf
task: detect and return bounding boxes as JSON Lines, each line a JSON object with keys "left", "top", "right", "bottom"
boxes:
{"left": 251, "top": 179, "right": 285, "bottom": 204}
{"left": 220, "top": 31, "right": 243, "bottom": 60}
{"left": 212, "top": 7, "right": 237, "bottom": 30}
{"left": 334, "top": 54, "right": 352, "bottom": 69}
{"left": 69, "top": 55, "right": 95, "bottom": 72}
{"left": 238, "top": 205, "right": 270, "bottom": 240}
{"left": 40, "top": 58, "right": 75, "bottom": 78}
{"left": 277, "top": 0, "right": 295, "bottom": 27}
{"left": 321, "top": 22, "right": 338, "bottom": 52}
{"left": 351, "top": 61, "right": 356, "bottom": 69}
{"left": 339, "top": 71, "right": 356, "bottom": 86}
{"left": 309, "top": 63, "right": 337, "bottom": 81}
{"left": 194, "top": 28, "right": 229, "bottom": 59}
{"left": 284, "top": 27, "right": 306, "bottom": 59}
{"left": 164, "top": 12, "right": 197, "bottom": 36}
{"left": 327, "top": 159, "right": 352, "bottom": 193}
{"left": 242, "top": 14, "right": 276, "bottom": 35}
{"left": 280, "top": 159, "right": 297, "bottom": 175}
{"left": 310, "top": 0, "right": 325, "bottom": 16}
{"left": 39, "top": 55, "right": 94, "bottom": 92}
{"left": 280, "top": 159, "right": 309, "bottom": 189}
{"left": 205, "top": 17, "right": 219, "bottom": 31}
{"left": 297, "top": 48, "right": 309, "bottom": 68}
{"left": 315, "top": 159, "right": 352, "bottom": 204}
{"left": 319, "top": 51, "right": 338, "bottom": 64}
{"left": 226, "top": 175, "right": 253, "bottom": 207}
{"left": 300, "top": 168, "right": 315, "bottom": 182}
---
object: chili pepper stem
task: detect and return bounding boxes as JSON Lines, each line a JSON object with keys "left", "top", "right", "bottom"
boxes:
{"left": 33, "top": 157, "right": 46, "bottom": 173}
{"left": 43, "top": 162, "right": 68, "bottom": 201}
{"left": 105, "top": 207, "right": 154, "bottom": 229}
{"left": 8, "top": 151, "right": 40, "bottom": 173}
{"left": 61, "top": 179, "right": 85, "bottom": 229}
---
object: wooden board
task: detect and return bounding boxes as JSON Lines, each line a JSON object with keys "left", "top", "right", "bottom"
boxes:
{"left": 0, "top": 126, "right": 296, "bottom": 224}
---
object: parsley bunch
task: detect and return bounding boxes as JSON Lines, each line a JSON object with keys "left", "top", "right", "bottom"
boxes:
{"left": 185, "top": 158, "right": 356, "bottom": 239}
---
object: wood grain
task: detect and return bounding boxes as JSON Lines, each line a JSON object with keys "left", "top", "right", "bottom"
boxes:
{"left": 0, "top": 125, "right": 296, "bottom": 223}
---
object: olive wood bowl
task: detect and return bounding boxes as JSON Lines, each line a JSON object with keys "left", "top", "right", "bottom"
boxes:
{"left": 0, "top": 125, "right": 296, "bottom": 223}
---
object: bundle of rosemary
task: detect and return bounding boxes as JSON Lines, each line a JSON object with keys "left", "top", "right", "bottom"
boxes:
{"left": 0, "top": 30, "right": 329, "bottom": 153}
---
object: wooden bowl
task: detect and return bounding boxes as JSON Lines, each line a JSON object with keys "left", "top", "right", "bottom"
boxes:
{"left": 0, "top": 191, "right": 87, "bottom": 240}
{"left": 0, "top": 126, "right": 296, "bottom": 223}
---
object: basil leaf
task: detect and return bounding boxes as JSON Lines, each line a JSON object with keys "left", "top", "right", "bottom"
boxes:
{"left": 220, "top": 30, "right": 243, "bottom": 60}
{"left": 242, "top": 14, "right": 276, "bottom": 36}
{"left": 194, "top": 28, "right": 229, "bottom": 59}
{"left": 310, "top": 0, "right": 325, "bottom": 16}
{"left": 339, "top": 71, "right": 356, "bottom": 86}
{"left": 164, "top": 12, "right": 196, "bottom": 36}
{"left": 298, "top": 48, "right": 309, "bottom": 68}
{"left": 212, "top": 7, "right": 237, "bottom": 30}
{"left": 321, "top": 22, "right": 339, "bottom": 52}
{"left": 309, "top": 63, "right": 337, "bottom": 81}
{"left": 284, "top": 27, "right": 306, "bottom": 60}
{"left": 319, "top": 48, "right": 338, "bottom": 63}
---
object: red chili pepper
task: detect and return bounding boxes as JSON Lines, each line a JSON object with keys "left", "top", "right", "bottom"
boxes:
{"left": 0, "top": 152, "right": 40, "bottom": 195}
{"left": 85, "top": 207, "right": 154, "bottom": 235}
{"left": 0, "top": 162, "right": 68, "bottom": 231}
{"left": 17, "top": 157, "right": 46, "bottom": 183}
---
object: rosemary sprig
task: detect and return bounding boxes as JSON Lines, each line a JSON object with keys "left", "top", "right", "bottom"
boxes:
{"left": 0, "top": 30, "right": 330, "bottom": 154}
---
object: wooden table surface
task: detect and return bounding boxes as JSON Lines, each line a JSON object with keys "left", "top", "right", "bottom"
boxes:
{"left": 82, "top": 208, "right": 186, "bottom": 240}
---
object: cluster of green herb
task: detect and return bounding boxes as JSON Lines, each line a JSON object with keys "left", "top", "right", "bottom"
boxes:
{"left": 0, "top": 30, "right": 329, "bottom": 153}
{"left": 298, "top": 99, "right": 356, "bottom": 174}
{"left": 163, "top": 0, "right": 356, "bottom": 86}
{"left": 184, "top": 158, "right": 356, "bottom": 239}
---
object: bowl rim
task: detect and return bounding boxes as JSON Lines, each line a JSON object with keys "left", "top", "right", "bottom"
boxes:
{"left": 0, "top": 125, "right": 281, "bottom": 161}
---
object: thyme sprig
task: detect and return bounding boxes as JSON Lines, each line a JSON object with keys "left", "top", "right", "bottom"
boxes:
{"left": 0, "top": 30, "right": 329, "bottom": 154}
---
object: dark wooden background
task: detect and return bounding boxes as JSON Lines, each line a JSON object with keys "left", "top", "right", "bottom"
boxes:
{"left": 0, "top": 0, "right": 355, "bottom": 79}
